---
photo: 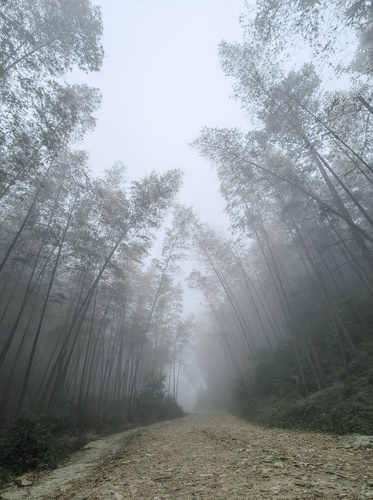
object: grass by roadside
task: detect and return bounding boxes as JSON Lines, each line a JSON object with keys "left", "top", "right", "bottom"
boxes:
{"left": 0, "top": 376, "right": 184, "bottom": 489}
{"left": 232, "top": 336, "right": 373, "bottom": 435}
{"left": 237, "top": 376, "right": 373, "bottom": 435}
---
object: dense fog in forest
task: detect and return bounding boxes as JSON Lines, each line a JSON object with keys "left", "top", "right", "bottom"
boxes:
{"left": 1, "top": 0, "right": 373, "bottom": 450}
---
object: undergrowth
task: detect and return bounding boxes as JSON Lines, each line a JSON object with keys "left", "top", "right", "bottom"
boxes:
{"left": 0, "top": 411, "right": 81, "bottom": 486}
{"left": 233, "top": 333, "right": 373, "bottom": 435}
{"left": 131, "top": 374, "right": 184, "bottom": 423}
{"left": 0, "top": 374, "right": 184, "bottom": 488}
{"left": 238, "top": 378, "right": 373, "bottom": 434}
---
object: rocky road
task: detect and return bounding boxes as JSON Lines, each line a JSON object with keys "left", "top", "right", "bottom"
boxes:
{"left": 2, "top": 411, "right": 373, "bottom": 499}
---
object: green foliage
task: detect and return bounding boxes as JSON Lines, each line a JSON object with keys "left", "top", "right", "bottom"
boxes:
{"left": 0, "top": 411, "right": 74, "bottom": 476}
{"left": 132, "top": 374, "right": 184, "bottom": 423}
{"left": 0, "top": 0, "right": 104, "bottom": 78}
{"left": 0, "top": 397, "right": 183, "bottom": 487}
{"left": 234, "top": 337, "right": 373, "bottom": 435}
{"left": 235, "top": 343, "right": 302, "bottom": 402}
{"left": 244, "top": 379, "right": 373, "bottom": 435}
{"left": 233, "top": 340, "right": 320, "bottom": 410}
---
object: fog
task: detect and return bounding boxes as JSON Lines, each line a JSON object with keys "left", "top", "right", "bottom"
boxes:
{"left": 69, "top": 0, "right": 248, "bottom": 229}
{"left": 0, "top": 0, "right": 373, "bottom": 432}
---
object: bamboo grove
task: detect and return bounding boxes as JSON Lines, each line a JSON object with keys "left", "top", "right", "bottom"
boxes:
{"left": 0, "top": 0, "right": 192, "bottom": 422}
{"left": 190, "top": 0, "right": 373, "bottom": 404}
{"left": 2, "top": 0, "right": 373, "bottom": 423}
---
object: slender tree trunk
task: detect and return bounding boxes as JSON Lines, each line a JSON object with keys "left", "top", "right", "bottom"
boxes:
{"left": 17, "top": 197, "right": 76, "bottom": 411}
{"left": 0, "top": 165, "right": 53, "bottom": 274}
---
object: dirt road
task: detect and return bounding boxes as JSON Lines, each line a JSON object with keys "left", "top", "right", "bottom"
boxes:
{"left": 2, "top": 411, "right": 373, "bottom": 499}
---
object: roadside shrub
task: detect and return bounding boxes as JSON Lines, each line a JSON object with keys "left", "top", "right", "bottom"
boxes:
{"left": 0, "top": 411, "right": 74, "bottom": 475}
{"left": 132, "top": 374, "right": 184, "bottom": 423}
{"left": 240, "top": 379, "right": 373, "bottom": 435}
{"left": 232, "top": 315, "right": 373, "bottom": 435}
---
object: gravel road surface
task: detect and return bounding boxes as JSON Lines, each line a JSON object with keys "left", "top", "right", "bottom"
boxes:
{"left": 2, "top": 411, "right": 373, "bottom": 499}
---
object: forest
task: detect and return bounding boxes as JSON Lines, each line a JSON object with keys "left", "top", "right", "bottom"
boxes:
{"left": 191, "top": 0, "right": 373, "bottom": 434}
{"left": 1, "top": 0, "right": 373, "bottom": 482}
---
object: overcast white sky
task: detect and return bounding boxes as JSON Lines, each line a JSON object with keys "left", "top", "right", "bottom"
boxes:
{"left": 71, "top": 0, "right": 249, "bottom": 229}
{"left": 71, "top": 1, "right": 252, "bottom": 407}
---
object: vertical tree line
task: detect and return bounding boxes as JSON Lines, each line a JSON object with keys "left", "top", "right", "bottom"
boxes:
{"left": 190, "top": 0, "right": 373, "bottom": 406}
{"left": 0, "top": 0, "right": 190, "bottom": 423}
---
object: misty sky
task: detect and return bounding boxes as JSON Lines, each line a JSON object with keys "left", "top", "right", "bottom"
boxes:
{"left": 71, "top": 0, "right": 248, "bottom": 229}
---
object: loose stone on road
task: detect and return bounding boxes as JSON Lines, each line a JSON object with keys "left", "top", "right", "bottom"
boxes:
{"left": 2, "top": 412, "right": 373, "bottom": 499}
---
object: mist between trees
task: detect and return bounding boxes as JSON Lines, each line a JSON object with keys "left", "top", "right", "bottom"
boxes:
{"left": 190, "top": 0, "right": 373, "bottom": 429}
{"left": 0, "top": 0, "right": 189, "bottom": 427}
{"left": 1, "top": 0, "right": 373, "bottom": 444}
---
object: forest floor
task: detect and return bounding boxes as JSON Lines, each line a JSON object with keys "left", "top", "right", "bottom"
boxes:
{"left": 1, "top": 411, "right": 373, "bottom": 500}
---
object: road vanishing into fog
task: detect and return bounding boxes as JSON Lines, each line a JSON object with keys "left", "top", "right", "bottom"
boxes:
{"left": 2, "top": 412, "right": 373, "bottom": 499}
